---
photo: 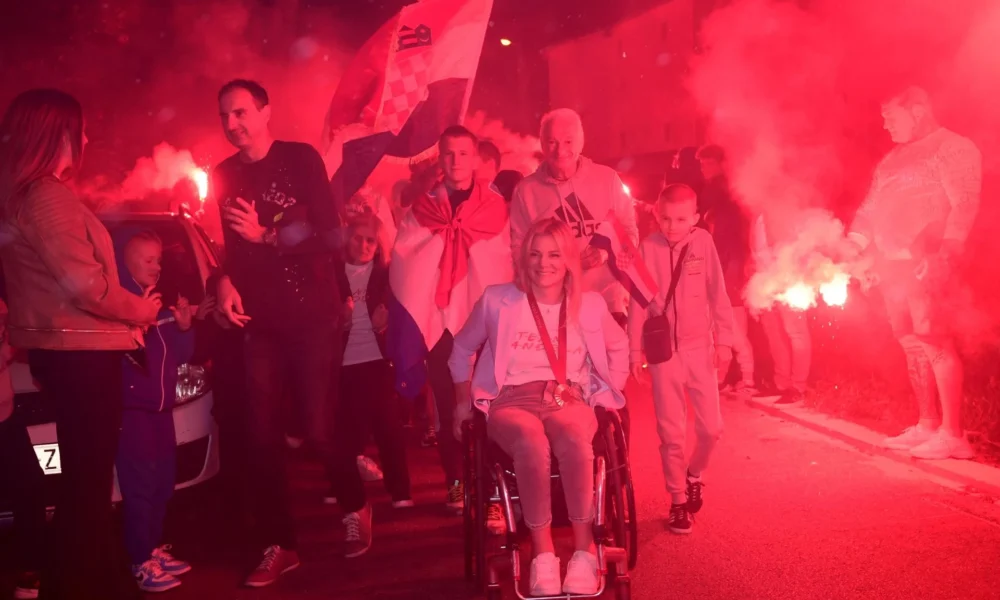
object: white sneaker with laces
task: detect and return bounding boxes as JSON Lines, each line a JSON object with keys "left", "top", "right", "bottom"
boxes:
{"left": 884, "top": 424, "right": 937, "bottom": 450}
{"left": 562, "top": 550, "right": 599, "bottom": 595}
{"left": 909, "top": 431, "right": 975, "bottom": 460}
{"left": 528, "top": 552, "right": 561, "bottom": 597}
{"left": 357, "top": 455, "right": 384, "bottom": 481}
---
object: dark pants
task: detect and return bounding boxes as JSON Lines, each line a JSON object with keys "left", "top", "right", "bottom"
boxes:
{"left": 116, "top": 410, "right": 176, "bottom": 566}
{"left": 243, "top": 324, "right": 341, "bottom": 551}
{"left": 0, "top": 409, "right": 46, "bottom": 573}
{"left": 29, "top": 349, "right": 138, "bottom": 600}
{"left": 334, "top": 359, "right": 411, "bottom": 509}
{"left": 209, "top": 327, "right": 250, "bottom": 521}
{"left": 428, "top": 331, "right": 462, "bottom": 486}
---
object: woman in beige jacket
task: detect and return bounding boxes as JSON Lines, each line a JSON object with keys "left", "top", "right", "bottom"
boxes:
{"left": 0, "top": 89, "right": 160, "bottom": 600}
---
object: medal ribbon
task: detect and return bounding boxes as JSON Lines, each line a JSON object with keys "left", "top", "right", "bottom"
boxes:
{"left": 526, "top": 291, "right": 567, "bottom": 386}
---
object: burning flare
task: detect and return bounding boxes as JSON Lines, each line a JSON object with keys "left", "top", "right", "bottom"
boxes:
{"left": 190, "top": 168, "right": 209, "bottom": 201}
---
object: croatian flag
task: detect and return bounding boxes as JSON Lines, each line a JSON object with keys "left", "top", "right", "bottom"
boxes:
{"left": 387, "top": 184, "right": 513, "bottom": 398}
{"left": 588, "top": 214, "right": 660, "bottom": 308}
{"left": 322, "top": 0, "right": 494, "bottom": 211}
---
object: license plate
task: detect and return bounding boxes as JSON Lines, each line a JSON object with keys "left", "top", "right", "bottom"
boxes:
{"left": 34, "top": 443, "right": 62, "bottom": 475}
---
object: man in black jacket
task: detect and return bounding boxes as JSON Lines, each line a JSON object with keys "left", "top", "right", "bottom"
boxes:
{"left": 211, "top": 79, "right": 363, "bottom": 586}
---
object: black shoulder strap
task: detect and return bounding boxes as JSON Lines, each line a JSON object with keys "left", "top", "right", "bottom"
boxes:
{"left": 663, "top": 244, "right": 689, "bottom": 308}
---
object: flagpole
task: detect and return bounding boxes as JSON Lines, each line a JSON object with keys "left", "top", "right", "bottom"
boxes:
{"left": 458, "top": 0, "right": 495, "bottom": 125}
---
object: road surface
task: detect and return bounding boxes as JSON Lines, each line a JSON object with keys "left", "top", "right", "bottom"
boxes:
{"left": 3, "top": 380, "right": 1000, "bottom": 599}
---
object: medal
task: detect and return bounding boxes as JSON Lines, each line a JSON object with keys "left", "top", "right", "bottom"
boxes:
{"left": 527, "top": 291, "right": 571, "bottom": 408}
{"left": 552, "top": 383, "right": 567, "bottom": 407}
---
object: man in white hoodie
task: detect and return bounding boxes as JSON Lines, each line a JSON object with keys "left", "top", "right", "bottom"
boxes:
{"left": 510, "top": 108, "right": 639, "bottom": 321}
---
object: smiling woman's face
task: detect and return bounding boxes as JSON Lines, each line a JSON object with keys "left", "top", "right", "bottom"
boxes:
{"left": 527, "top": 233, "right": 567, "bottom": 291}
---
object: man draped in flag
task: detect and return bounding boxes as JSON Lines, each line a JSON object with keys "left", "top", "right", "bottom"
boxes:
{"left": 510, "top": 108, "right": 648, "bottom": 324}
{"left": 317, "top": 0, "right": 497, "bottom": 512}
{"left": 388, "top": 126, "right": 514, "bottom": 511}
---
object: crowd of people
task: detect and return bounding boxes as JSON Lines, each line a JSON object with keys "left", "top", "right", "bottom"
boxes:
{"left": 0, "top": 79, "right": 979, "bottom": 599}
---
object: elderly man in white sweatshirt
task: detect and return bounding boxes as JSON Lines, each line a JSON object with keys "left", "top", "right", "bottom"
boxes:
{"left": 509, "top": 108, "right": 640, "bottom": 323}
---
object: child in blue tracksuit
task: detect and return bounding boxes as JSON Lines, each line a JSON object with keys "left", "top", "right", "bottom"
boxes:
{"left": 116, "top": 230, "right": 196, "bottom": 593}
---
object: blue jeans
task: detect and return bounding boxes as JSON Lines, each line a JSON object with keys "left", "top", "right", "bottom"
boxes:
{"left": 486, "top": 381, "right": 598, "bottom": 530}
{"left": 116, "top": 410, "right": 175, "bottom": 565}
{"left": 243, "top": 323, "right": 346, "bottom": 549}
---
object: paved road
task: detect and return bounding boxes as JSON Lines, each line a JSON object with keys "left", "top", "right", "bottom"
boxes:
{"left": 4, "top": 380, "right": 1000, "bottom": 599}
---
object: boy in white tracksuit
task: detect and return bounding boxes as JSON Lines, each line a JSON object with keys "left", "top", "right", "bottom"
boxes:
{"left": 628, "top": 184, "right": 734, "bottom": 534}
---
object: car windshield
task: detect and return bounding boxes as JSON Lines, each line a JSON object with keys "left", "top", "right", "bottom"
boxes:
{"left": 103, "top": 218, "right": 206, "bottom": 307}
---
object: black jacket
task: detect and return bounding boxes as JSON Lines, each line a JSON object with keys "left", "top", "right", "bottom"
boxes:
{"left": 336, "top": 257, "right": 390, "bottom": 359}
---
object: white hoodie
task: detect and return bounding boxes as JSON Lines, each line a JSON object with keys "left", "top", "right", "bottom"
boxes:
{"left": 510, "top": 157, "right": 639, "bottom": 313}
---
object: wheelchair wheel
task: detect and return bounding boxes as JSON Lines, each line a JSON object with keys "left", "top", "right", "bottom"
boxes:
{"left": 615, "top": 576, "right": 632, "bottom": 600}
{"left": 602, "top": 413, "right": 638, "bottom": 571}
{"left": 473, "top": 422, "right": 490, "bottom": 591}
{"left": 463, "top": 425, "right": 476, "bottom": 582}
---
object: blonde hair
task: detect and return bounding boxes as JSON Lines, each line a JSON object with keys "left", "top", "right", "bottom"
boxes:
{"left": 516, "top": 218, "right": 583, "bottom": 317}
{"left": 345, "top": 212, "right": 387, "bottom": 267}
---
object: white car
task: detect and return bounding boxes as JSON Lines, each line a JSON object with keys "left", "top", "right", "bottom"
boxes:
{"left": 0, "top": 210, "right": 222, "bottom": 523}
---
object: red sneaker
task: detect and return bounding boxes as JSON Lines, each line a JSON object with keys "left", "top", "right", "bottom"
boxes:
{"left": 244, "top": 545, "right": 301, "bottom": 588}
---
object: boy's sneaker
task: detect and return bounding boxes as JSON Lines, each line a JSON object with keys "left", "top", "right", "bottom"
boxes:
{"left": 562, "top": 550, "right": 599, "bottom": 595}
{"left": 884, "top": 424, "right": 937, "bottom": 450}
{"left": 909, "top": 430, "right": 976, "bottom": 460}
{"left": 244, "top": 545, "right": 300, "bottom": 588}
{"left": 392, "top": 498, "right": 415, "bottom": 508}
{"left": 151, "top": 545, "right": 191, "bottom": 576}
{"left": 357, "top": 455, "right": 384, "bottom": 481}
{"left": 132, "top": 559, "right": 182, "bottom": 593}
{"left": 667, "top": 503, "right": 692, "bottom": 534}
{"left": 446, "top": 481, "right": 464, "bottom": 512}
{"left": 774, "top": 389, "right": 804, "bottom": 405}
{"left": 686, "top": 473, "right": 704, "bottom": 514}
{"left": 421, "top": 427, "right": 438, "bottom": 447}
{"left": 14, "top": 571, "right": 40, "bottom": 599}
{"left": 486, "top": 502, "right": 506, "bottom": 534}
{"left": 528, "top": 552, "right": 561, "bottom": 596}
{"left": 343, "top": 504, "right": 373, "bottom": 558}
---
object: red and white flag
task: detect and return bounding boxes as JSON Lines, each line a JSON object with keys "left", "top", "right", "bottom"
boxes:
{"left": 323, "top": 0, "right": 494, "bottom": 210}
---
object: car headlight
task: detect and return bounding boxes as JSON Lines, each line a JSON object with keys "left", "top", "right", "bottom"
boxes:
{"left": 175, "top": 363, "right": 208, "bottom": 405}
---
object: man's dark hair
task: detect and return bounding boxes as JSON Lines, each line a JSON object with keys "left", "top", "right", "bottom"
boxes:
{"left": 439, "top": 125, "right": 477, "bottom": 148}
{"left": 696, "top": 144, "right": 725, "bottom": 162}
{"left": 477, "top": 140, "right": 501, "bottom": 166}
{"left": 218, "top": 79, "right": 270, "bottom": 110}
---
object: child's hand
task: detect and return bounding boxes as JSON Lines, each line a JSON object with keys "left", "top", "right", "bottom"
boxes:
{"left": 171, "top": 295, "right": 194, "bottom": 332}
{"left": 371, "top": 304, "right": 388, "bottom": 333}
{"left": 630, "top": 359, "right": 646, "bottom": 382}
{"left": 195, "top": 295, "right": 216, "bottom": 320}
{"left": 647, "top": 298, "right": 664, "bottom": 318}
{"left": 714, "top": 345, "right": 733, "bottom": 371}
{"left": 580, "top": 246, "right": 608, "bottom": 271}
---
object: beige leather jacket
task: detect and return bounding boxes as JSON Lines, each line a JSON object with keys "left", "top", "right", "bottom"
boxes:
{"left": 1, "top": 177, "right": 155, "bottom": 351}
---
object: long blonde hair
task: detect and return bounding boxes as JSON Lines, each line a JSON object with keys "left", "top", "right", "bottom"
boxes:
{"left": 516, "top": 218, "right": 583, "bottom": 318}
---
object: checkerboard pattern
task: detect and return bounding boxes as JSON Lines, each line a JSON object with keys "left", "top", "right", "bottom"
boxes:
{"left": 378, "top": 52, "right": 431, "bottom": 134}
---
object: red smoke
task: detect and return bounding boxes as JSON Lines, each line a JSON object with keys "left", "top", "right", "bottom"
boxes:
{"left": 690, "top": 0, "right": 1000, "bottom": 343}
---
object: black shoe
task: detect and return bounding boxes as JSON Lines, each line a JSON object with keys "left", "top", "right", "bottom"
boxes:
{"left": 667, "top": 503, "right": 692, "bottom": 534}
{"left": 753, "top": 382, "right": 781, "bottom": 398}
{"left": 774, "top": 389, "right": 804, "bottom": 405}
{"left": 685, "top": 473, "right": 703, "bottom": 514}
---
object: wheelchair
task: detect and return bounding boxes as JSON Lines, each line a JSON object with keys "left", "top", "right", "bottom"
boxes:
{"left": 462, "top": 406, "right": 638, "bottom": 599}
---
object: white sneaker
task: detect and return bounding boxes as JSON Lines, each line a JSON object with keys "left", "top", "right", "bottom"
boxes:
{"left": 357, "top": 455, "right": 384, "bottom": 482}
{"left": 392, "top": 499, "right": 415, "bottom": 508}
{"left": 528, "top": 552, "right": 561, "bottom": 597}
{"left": 910, "top": 431, "right": 975, "bottom": 460}
{"left": 562, "top": 550, "right": 599, "bottom": 595}
{"left": 884, "top": 424, "right": 937, "bottom": 450}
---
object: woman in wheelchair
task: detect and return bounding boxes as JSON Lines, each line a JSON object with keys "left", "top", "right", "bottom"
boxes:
{"left": 450, "top": 218, "right": 629, "bottom": 596}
